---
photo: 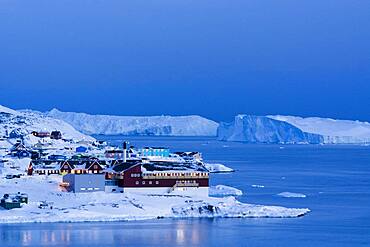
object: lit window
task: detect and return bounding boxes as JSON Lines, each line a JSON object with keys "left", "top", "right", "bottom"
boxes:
{"left": 156, "top": 181, "right": 159, "bottom": 185}
{"left": 142, "top": 181, "right": 145, "bottom": 185}
{"left": 135, "top": 181, "right": 139, "bottom": 185}
{"left": 149, "top": 181, "right": 152, "bottom": 185}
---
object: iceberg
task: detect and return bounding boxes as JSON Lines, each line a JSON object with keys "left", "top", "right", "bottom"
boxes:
{"left": 268, "top": 115, "right": 370, "bottom": 144}
{"left": 172, "top": 197, "right": 309, "bottom": 218}
{"left": 204, "top": 163, "right": 234, "bottom": 173}
{"left": 209, "top": 185, "right": 243, "bottom": 196}
{"left": 217, "top": 115, "right": 323, "bottom": 144}
{"left": 47, "top": 109, "right": 219, "bottom": 136}
{"left": 277, "top": 192, "right": 307, "bottom": 198}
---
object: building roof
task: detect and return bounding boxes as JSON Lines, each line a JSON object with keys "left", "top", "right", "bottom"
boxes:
{"left": 142, "top": 162, "right": 208, "bottom": 172}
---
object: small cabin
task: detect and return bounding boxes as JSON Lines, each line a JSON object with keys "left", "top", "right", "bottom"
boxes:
{"left": 50, "top": 131, "right": 62, "bottom": 140}
{"left": 9, "top": 129, "right": 24, "bottom": 139}
{"left": 10, "top": 143, "right": 31, "bottom": 158}
{"left": 31, "top": 131, "right": 50, "bottom": 138}
{"left": 0, "top": 193, "right": 28, "bottom": 210}
{"left": 60, "top": 161, "right": 75, "bottom": 173}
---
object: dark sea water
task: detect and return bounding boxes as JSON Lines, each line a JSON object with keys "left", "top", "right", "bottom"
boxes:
{"left": 1, "top": 136, "right": 370, "bottom": 247}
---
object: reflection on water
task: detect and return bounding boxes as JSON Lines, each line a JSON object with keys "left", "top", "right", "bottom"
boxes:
{"left": 0, "top": 219, "right": 210, "bottom": 247}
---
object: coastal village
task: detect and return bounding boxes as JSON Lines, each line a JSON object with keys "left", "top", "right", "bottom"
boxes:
{"left": 0, "top": 105, "right": 309, "bottom": 222}
{"left": 1, "top": 129, "right": 211, "bottom": 210}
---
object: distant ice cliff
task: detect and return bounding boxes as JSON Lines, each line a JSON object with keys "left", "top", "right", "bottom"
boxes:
{"left": 218, "top": 114, "right": 370, "bottom": 144}
{"left": 217, "top": 115, "right": 323, "bottom": 144}
{"left": 268, "top": 115, "right": 370, "bottom": 144}
{"left": 47, "top": 108, "right": 219, "bottom": 136}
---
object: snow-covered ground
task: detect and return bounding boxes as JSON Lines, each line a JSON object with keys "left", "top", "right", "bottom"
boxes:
{"left": 47, "top": 108, "right": 219, "bottom": 136}
{"left": 0, "top": 172, "right": 309, "bottom": 223}
{"left": 0, "top": 105, "right": 93, "bottom": 144}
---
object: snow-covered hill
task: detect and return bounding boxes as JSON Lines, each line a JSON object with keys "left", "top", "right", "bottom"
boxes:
{"left": 217, "top": 115, "right": 323, "bottom": 144}
{"left": 268, "top": 115, "right": 370, "bottom": 144}
{"left": 47, "top": 109, "right": 219, "bottom": 136}
{"left": 0, "top": 105, "right": 93, "bottom": 144}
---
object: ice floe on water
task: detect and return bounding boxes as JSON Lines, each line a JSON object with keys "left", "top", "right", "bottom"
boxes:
{"left": 251, "top": 184, "right": 265, "bottom": 188}
{"left": 209, "top": 185, "right": 243, "bottom": 197}
{"left": 172, "top": 197, "right": 310, "bottom": 218}
{"left": 277, "top": 192, "right": 307, "bottom": 198}
{"left": 204, "top": 163, "right": 234, "bottom": 173}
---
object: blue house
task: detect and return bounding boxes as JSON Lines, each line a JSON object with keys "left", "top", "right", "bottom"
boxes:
{"left": 138, "top": 147, "right": 170, "bottom": 157}
{"left": 76, "top": 146, "right": 88, "bottom": 153}
{"left": 10, "top": 143, "right": 31, "bottom": 158}
{"left": 9, "top": 129, "right": 24, "bottom": 139}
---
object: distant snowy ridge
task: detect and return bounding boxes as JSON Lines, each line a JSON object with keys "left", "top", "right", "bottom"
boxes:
{"left": 218, "top": 115, "right": 323, "bottom": 144}
{"left": 47, "top": 108, "right": 219, "bottom": 136}
{"left": 268, "top": 115, "right": 370, "bottom": 144}
{"left": 0, "top": 105, "right": 18, "bottom": 115}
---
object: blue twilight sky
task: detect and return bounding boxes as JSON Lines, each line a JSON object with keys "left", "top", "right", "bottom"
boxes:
{"left": 0, "top": 0, "right": 369, "bottom": 122}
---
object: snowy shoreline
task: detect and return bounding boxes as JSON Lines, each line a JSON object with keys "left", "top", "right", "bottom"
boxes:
{"left": 0, "top": 175, "right": 309, "bottom": 224}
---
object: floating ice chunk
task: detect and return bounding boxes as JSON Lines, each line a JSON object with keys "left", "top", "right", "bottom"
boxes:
{"left": 251, "top": 184, "right": 265, "bottom": 188}
{"left": 209, "top": 185, "right": 242, "bottom": 197}
{"left": 172, "top": 197, "right": 310, "bottom": 218}
{"left": 277, "top": 192, "right": 306, "bottom": 198}
{"left": 204, "top": 163, "right": 234, "bottom": 173}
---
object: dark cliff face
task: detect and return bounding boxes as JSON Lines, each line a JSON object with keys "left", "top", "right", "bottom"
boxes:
{"left": 217, "top": 115, "right": 324, "bottom": 144}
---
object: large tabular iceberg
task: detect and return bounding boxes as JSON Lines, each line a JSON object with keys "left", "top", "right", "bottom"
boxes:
{"left": 218, "top": 114, "right": 370, "bottom": 144}
{"left": 47, "top": 109, "right": 219, "bottom": 136}
{"left": 217, "top": 115, "right": 323, "bottom": 144}
{"left": 269, "top": 115, "right": 370, "bottom": 144}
